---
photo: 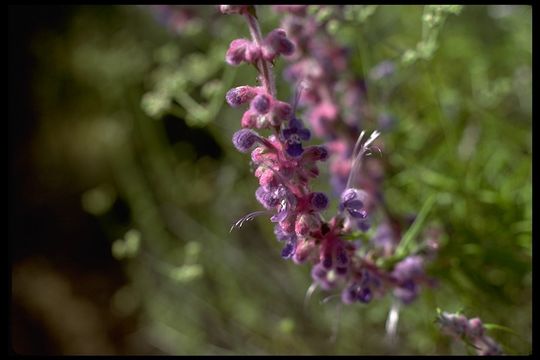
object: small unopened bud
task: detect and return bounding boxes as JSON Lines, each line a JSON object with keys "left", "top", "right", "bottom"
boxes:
{"left": 232, "top": 129, "right": 260, "bottom": 153}
{"left": 295, "top": 213, "right": 320, "bottom": 236}
{"left": 251, "top": 93, "right": 272, "bottom": 114}
{"left": 240, "top": 109, "right": 258, "bottom": 128}
{"left": 226, "top": 86, "right": 257, "bottom": 107}
{"left": 265, "top": 28, "right": 295, "bottom": 57}
{"left": 293, "top": 239, "right": 315, "bottom": 264}
{"left": 245, "top": 43, "right": 262, "bottom": 62}
{"left": 273, "top": 101, "right": 293, "bottom": 121}
{"left": 226, "top": 39, "right": 250, "bottom": 65}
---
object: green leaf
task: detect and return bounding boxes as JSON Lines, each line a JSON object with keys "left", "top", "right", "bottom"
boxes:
{"left": 395, "top": 194, "right": 437, "bottom": 258}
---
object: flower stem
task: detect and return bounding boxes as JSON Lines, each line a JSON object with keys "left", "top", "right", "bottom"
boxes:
{"left": 243, "top": 10, "right": 277, "bottom": 98}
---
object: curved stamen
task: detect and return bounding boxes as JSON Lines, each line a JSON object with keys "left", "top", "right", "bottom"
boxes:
{"left": 230, "top": 210, "right": 270, "bottom": 232}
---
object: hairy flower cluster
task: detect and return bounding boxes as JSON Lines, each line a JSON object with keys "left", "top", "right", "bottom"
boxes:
{"left": 222, "top": 5, "right": 438, "bottom": 307}
{"left": 437, "top": 312, "right": 503, "bottom": 355}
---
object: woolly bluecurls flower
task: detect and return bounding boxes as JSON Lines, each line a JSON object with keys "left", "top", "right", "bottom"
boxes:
{"left": 281, "top": 117, "right": 311, "bottom": 157}
{"left": 391, "top": 255, "right": 425, "bottom": 304}
{"left": 311, "top": 262, "right": 340, "bottom": 290}
{"left": 341, "top": 269, "right": 375, "bottom": 304}
{"left": 340, "top": 188, "right": 369, "bottom": 219}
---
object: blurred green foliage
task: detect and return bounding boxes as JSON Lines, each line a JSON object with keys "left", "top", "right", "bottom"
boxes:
{"left": 29, "top": 5, "right": 530, "bottom": 355}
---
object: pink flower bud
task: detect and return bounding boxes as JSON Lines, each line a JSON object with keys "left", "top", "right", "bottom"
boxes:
{"left": 264, "top": 28, "right": 295, "bottom": 57}
{"left": 250, "top": 93, "right": 273, "bottom": 114}
{"left": 279, "top": 216, "right": 296, "bottom": 234}
{"left": 245, "top": 42, "right": 262, "bottom": 63}
{"left": 226, "top": 39, "right": 250, "bottom": 66}
{"left": 259, "top": 169, "right": 276, "bottom": 188}
{"left": 226, "top": 86, "right": 257, "bottom": 107}
{"left": 295, "top": 213, "right": 320, "bottom": 236}
{"left": 273, "top": 101, "right": 293, "bottom": 121}
{"left": 251, "top": 147, "right": 266, "bottom": 164}
{"left": 241, "top": 109, "right": 258, "bottom": 128}
{"left": 292, "top": 239, "right": 315, "bottom": 264}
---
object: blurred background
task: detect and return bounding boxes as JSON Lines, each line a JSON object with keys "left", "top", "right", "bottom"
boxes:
{"left": 9, "top": 5, "right": 531, "bottom": 355}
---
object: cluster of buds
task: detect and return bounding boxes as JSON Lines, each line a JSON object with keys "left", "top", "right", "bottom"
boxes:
{"left": 437, "top": 311, "right": 503, "bottom": 355}
{"left": 226, "top": 85, "right": 293, "bottom": 129}
{"left": 221, "top": 5, "right": 438, "bottom": 307}
{"left": 226, "top": 28, "right": 295, "bottom": 65}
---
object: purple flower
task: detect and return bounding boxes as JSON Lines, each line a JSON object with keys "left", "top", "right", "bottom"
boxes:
{"left": 340, "top": 188, "right": 369, "bottom": 219}
{"left": 335, "top": 245, "right": 348, "bottom": 266}
{"left": 393, "top": 279, "right": 418, "bottom": 304}
{"left": 281, "top": 240, "right": 296, "bottom": 258}
{"left": 357, "top": 287, "right": 372, "bottom": 303}
{"left": 311, "top": 262, "right": 337, "bottom": 290}
{"left": 341, "top": 284, "right": 359, "bottom": 304}
{"left": 255, "top": 186, "right": 286, "bottom": 209}
{"left": 392, "top": 255, "right": 424, "bottom": 282}
{"left": 274, "top": 224, "right": 296, "bottom": 242}
{"left": 282, "top": 117, "right": 311, "bottom": 157}
{"left": 321, "top": 251, "right": 334, "bottom": 270}
{"left": 310, "top": 192, "right": 329, "bottom": 210}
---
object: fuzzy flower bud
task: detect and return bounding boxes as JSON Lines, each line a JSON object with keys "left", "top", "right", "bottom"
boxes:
{"left": 245, "top": 42, "right": 262, "bottom": 62}
{"left": 241, "top": 109, "right": 259, "bottom": 128}
{"left": 251, "top": 93, "right": 272, "bottom": 114}
{"left": 310, "top": 192, "right": 329, "bottom": 210}
{"left": 293, "top": 239, "right": 315, "bottom": 264}
{"left": 273, "top": 101, "right": 293, "bottom": 121}
{"left": 226, "top": 39, "right": 250, "bottom": 65}
{"left": 226, "top": 86, "right": 257, "bottom": 107}
{"left": 295, "top": 213, "right": 320, "bottom": 236}
{"left": 263, "top": 28, "right": 295, "bottom": 61}
{"left": 255, "top": 186, "right": 279, "bottom": 209}
{"left": 232, "top": 129, "right": 260, "bottom": 153}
